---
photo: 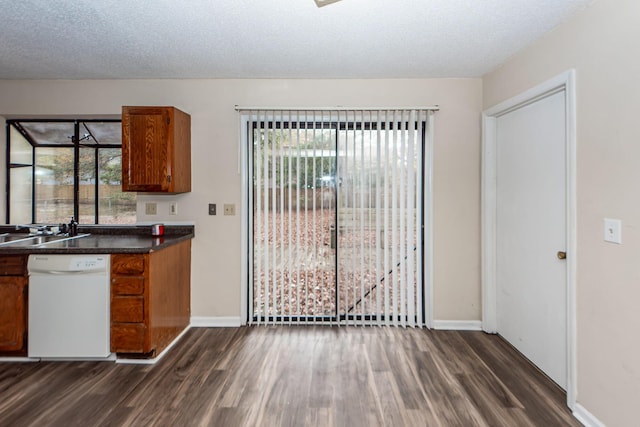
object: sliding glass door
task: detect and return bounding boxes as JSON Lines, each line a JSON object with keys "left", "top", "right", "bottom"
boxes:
{"left": 248, "top": 109, "right": 431, "bottom": 327}
{"left": 251, "top": 112, "right": 337, "bottom": 322}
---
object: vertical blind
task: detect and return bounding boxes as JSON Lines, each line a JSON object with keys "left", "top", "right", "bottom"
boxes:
{"left": 242, "top": 108, "right": 435, "bottom": 327}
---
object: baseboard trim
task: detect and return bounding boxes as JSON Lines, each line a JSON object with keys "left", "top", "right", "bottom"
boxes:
{"left": 191, "top": 317, "right": 482, "bottom": 330}
{"left": 0, "top": 357, "right": 40, "bottom": 363}
{"left": 573, "top": 403, "right": 605, "bottom": 427}
{"left": 432, "top": 320, "right": 483, "bottom": 331}
{"left": 190, "top": 316, "right": 242, "bottom": 327}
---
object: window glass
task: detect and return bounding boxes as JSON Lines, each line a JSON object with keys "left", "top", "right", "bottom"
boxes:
{"left": 9, "top": 127, "right": 32, "bottom": 165}
{"left": 79, "top": 147, "right": 96, "bottom": 223}
{"left": 34, "top": 147, "right": 74, "bottom": 224}
{"left": 8, "top": 127, "right": 34, "bottom": 224}
{"left": 83, "top": 122, "right": 121, "bottom": 145}
{"left": 9, "top": 167, "right": 32, "bottom": 224}
{"left": 20, "top": 122, "right": 75, "bottom": 145}
{"left": 7, "top": 120, "right": 136, "bottom": 225}
{"left": 99, "top": 148, "right": 135, "bottom": 224}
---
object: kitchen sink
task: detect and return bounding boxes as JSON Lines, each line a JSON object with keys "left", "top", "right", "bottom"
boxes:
{"left": 0, "top": 233, "right": 90, "bottom": 247}
{"left": 0, "top": 233, "right": 40, "bottom": 245}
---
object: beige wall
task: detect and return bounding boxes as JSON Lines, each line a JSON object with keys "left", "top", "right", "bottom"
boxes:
{"left": 0, "top": 78, "right": 482, "bottom": 322}
{"left": 483, "top": 0, "right": 640, "bottom": 425}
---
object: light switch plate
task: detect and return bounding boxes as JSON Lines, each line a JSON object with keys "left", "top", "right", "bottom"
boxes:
{"left": 224, "top": 204, "right": 236, "bottom": 216}
{"left": 209, "top": 203, "right": 216, "bottom": 215}
{"left": 604, "top": 218, "right": 622, "bottom": 244}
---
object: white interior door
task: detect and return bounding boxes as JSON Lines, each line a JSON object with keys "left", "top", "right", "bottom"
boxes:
{"left": 495, "top": 90, "right": 567, "bottom": 389}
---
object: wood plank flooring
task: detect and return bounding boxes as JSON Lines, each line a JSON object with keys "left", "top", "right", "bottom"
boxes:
{"left": 0, "top": 326, "right": 580, "bottom": 427}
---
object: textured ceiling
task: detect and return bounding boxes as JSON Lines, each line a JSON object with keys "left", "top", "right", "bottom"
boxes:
{"left": 0, "top": 0, "right": 592, "bottom": 79}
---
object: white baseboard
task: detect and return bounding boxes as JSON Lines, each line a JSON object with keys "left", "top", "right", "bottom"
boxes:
{"left": 190, "top": 316, "right": 242, "bottom": 327}
{"left": 573, "top": 404, "right": 606, "bottom": 427}
{"left": 191, "top": 317, "right": 483, "bottom": 330}
{"left": 0, "top": 357, "right": 40, "bottom": 363}
{"left": 432, "top": 320, "right": 483, "bottom": 331}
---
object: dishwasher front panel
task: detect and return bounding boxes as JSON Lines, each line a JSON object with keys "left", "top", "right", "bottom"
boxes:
{"left": 28, "top": 255, "right": 111, "bottom": 359}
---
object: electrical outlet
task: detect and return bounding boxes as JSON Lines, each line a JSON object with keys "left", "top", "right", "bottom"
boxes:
{"left": 169, "top": 202, "right": 178, "bottom": 215}
{"left": 208, "top": 203, "right": 216, "bottom": 215}
{"left": 604, "top": 218, "right": 622, "bottom": 244}
{"left": 224, "top": 204, "right": 236, "bottom": 216}
{"left": 145, "top": 202, "right": 157, "bottom": 215}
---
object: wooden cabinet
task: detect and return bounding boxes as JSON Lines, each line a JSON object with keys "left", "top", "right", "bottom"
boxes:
{"left": 110, "top": 240, "right": 191, "bottom": 357}
{"left": 0, "top": 255, "right": 28, "bottom": 354}
{"left": 121, "top": 106, "right": 191, "bottom": 193}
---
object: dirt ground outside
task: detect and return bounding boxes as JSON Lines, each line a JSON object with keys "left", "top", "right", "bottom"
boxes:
{"left": 253, "top": 209, "right": 418, "bottom": 319}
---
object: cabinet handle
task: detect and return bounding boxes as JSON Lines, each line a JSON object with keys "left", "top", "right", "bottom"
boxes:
{"left": 167, "top": 175, "right": 171, "bottom": 183}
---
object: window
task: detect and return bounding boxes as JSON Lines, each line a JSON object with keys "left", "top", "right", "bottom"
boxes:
{"left": 6, "top": 119, "right": 136, "bottom": 225}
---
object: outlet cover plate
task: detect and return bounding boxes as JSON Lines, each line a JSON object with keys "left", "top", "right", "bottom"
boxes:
{"left": 604, "top": 218, "right": 622, "bottom": 244}
{"left": 145, "top": 202, "right": 157, "bottom": 215}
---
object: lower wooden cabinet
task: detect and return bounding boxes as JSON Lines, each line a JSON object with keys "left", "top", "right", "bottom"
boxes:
{"left": 111, "top": 323, "right": 146, "bottom": 353}
{"left": 111, "top": 296, "right": 144, "bottom": 323}
{"left": 0, "top": 256, "right": 28, "bottom": 355}
{"left": 0, "top": 244, "right": 191, "bottom": 358}
{"left": 110, "top": 240, "right": 191, "bottom": 356}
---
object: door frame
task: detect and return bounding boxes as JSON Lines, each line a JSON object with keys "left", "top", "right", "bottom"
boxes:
{"left": 481, "top": 70, "right": 577, "bottom": 409}
{"left": 239, "top": 109, "right": 434, "bottom": 327}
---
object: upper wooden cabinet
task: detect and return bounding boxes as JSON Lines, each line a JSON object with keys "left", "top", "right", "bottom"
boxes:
{"left": 122, "top": 106, "right": 191, "bottom": 193}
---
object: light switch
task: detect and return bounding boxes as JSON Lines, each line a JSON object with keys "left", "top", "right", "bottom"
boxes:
{"left": 604, "top": 218, "right": 622, "bottom": 244}
{"left": 224, "top": 204, "right": 236, "bottom": 216}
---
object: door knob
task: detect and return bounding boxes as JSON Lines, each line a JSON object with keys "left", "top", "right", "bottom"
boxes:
{"left": 557, "top": 251, "right": 566, "bottom": 260}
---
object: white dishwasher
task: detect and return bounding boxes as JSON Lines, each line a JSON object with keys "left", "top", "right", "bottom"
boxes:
{"left": 28, "top": 254, "right": 111, "bottom": 359}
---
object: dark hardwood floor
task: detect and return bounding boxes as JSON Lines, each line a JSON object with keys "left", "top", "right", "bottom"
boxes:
{"left": 0, "top": 326, "right": 580, "bottom": 427}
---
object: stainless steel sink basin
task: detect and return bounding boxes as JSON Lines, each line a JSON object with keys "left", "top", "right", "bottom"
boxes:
{"left": 0, "top": 233, "right": 90, "bottom": 247}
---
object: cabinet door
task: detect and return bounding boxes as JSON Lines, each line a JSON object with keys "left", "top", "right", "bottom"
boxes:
{"left": 122, "top": 107, "right": 171, "bottom": 192}
{"left": 112, "top": 253, "right": 145, "bottom": 275}
{"left": 0, "top": 255, "right": 26, "bottom": 276}
{"left": 0, "top": 277, "right": 27, "bottom": 352}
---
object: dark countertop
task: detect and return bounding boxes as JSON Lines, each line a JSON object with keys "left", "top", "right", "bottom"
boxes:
{"left": 0, "top": 225, "right": 194, "bottom": 254}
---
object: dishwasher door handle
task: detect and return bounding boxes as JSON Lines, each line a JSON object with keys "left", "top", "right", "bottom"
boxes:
{"left": 31, "top": 269, "right": 103, "bottom": 275}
